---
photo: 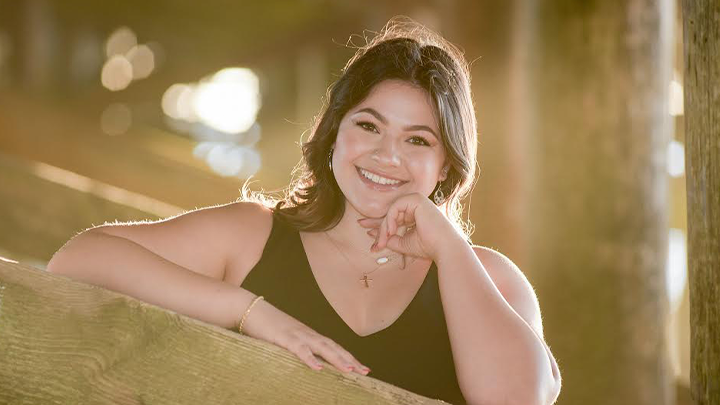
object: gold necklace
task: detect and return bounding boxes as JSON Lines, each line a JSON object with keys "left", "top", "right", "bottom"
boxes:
{"left": 323, "top": 230, "right": 413, "bottom": 288}
{"left": 325, "top": 226, "right": 404, "bottom": 265}
{"left": 343, "top": 236, "right": 403, "bottom": 265}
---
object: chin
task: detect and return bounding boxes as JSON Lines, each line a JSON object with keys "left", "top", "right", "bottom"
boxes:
{"left": 346, "top": 199, "right": 389, "bottom": 219}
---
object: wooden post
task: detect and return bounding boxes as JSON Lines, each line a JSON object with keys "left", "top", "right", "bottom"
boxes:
{"left": 514, "top": 1, "right": 675, "bottom": 404}
{"left": 681, "top": 1, "right": 720, "bottom": 403}
{"left": 0, "top": 260, "right": 448, "bottom": 405}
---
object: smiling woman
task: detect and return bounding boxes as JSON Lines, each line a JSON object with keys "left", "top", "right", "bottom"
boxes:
{"left": 252, "top": 21, "right": 478, "bottom": 238}
{"left": 228, "top": 18, "right": 489, "bottom": 403}
{"left": 230, "top": 16, "right": 560, "bottom": 405}
{"left": 48, "top": 16, "right": 559, "bottom": 405}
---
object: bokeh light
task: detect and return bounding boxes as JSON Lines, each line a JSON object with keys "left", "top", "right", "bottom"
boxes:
{"left": 161, "top": 67, "right": 262, "bottom": 179}
{"left": 192, "top": 67, "right": 261, "bottom": 134}
{"left": 105, "top": 27, "right": 137, "bottom": 58}
{"left": 161, "top": 83, "right": 198, "bottom": 121}
{"left": 666, "top": 228, "right": 687, "bottom": 313}
{"left": 669, "top": 79, "right": 684, "bottom": 116}
{"left": 667, "top": 140, "right": 685, "bottom": 178}
{"left": 101, "top": 55, "right": 133, "bottom": 91}
{"left": 126, "top": 44, "right": 155, "bottom": 79}
{"left": 101, "top": 103, "right": 132, "bottom": 135}
{"left": 101, "top": 26, "right": 157, "bottom": 90}
{"left": 193, "top": 142, "right": 261, "bottom": 178}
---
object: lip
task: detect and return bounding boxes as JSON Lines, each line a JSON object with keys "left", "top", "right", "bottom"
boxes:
{"left": 356, "top": 166, "right": 408, "bottom": 191}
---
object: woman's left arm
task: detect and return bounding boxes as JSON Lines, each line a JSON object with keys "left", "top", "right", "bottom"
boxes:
{"left": 435, "top": 240, "right": 562, "bottom": 405}
{"left": 362, "top": 193, "right": 561, "bottom": 405}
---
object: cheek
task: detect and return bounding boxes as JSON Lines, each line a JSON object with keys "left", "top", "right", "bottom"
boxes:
{"left": 408, "top": 160, "right": 440, "bottom": 181}
{"left": 336, "top": 129, "right": 371, "bottom": 157}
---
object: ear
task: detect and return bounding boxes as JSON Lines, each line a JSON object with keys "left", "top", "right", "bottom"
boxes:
{"left": 440, "top": 165, "right": 450, "bottom": 182}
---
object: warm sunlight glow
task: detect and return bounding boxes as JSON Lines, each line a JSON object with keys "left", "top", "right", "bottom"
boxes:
{"left": 192, "top": 67, "right": 261, "bottom": 134}
{"left": 30, "top": 161, "right": 181, "bottom": 218}
{"left": 0, "top": 256, "right": 19, "bottom": 264}
{"left": 669, "top": 80, "right": 684, "bottom": 116}
{"left": 667, "top": 140, "right": 685, "bottom": 178}
{"left": 666, "top": 228, "right": 687, "bottom": 313}
{"left": 161, "top": 68, "right": 262, "bottom": 178}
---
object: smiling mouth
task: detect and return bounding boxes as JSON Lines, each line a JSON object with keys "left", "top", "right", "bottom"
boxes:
{"left": 356, "top": 166, "right": 409, "bottom": 189}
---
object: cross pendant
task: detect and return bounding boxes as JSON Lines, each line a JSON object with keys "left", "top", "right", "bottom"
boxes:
{"left": 360, "top": 274, "right": 373, "bottom": 288}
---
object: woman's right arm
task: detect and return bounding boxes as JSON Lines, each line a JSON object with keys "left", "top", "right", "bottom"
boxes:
{"left": 46, "top": 202, "right": 370, "bottom": 375}
{"left": 47, "top": 229, "right": 261, "bottom": 331}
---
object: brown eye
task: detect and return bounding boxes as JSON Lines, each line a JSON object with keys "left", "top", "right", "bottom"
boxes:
{"left": 409, "top": 136, "right": 430, "bottom": 146}
{"left": 356, "top": 121, "right": 378, "bottom": 133}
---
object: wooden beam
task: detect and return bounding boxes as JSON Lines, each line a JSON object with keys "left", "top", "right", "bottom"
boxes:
{"left": 0, "top": 151, "right": 178, "bottom": 264}
{"left": 0, "top": 259, "right": 445, "bottom": 405}
{"left": 681, "top": 0, "right": 720, "bottom": 403}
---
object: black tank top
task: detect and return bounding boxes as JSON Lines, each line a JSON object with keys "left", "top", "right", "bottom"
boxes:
{"left": 241, "top": 211, "right": 466, "bottom": 404}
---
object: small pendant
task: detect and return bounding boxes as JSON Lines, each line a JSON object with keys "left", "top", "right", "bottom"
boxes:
{"left": 376, "top": 256, "right": 389, "bottom": 265}
{"left": 361, "top": 274, "right": 373, "bottom": 288}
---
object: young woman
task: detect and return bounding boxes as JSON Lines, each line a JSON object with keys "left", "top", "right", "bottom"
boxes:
{"left": 48, "top": 18, "right": 561, "bottom": 405}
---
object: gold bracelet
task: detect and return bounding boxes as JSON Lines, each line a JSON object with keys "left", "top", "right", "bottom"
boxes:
{"left": 237, "top": 295, "right": 264, "bottom": 335}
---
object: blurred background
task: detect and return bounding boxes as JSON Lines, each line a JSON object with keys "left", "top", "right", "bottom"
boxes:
{"left": 0, "top": 1, "right": 689, "bottom": 404}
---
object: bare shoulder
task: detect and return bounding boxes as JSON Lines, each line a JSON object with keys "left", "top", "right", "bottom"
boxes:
{"left": 470, "top": 246, "right": 527, "bottom": 289}
{"left": 471, "top": 245, "right": 544, "bottom": 339}
{"left": 221, "top": 200, "right": 274, "bottom": 286}
{"left": 79, "top": 200, "right": 272, "bottom": 283}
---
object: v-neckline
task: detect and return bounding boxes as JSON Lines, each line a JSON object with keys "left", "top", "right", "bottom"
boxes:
{"left": 297, "top": 230, "right": 435, "bottom": 338}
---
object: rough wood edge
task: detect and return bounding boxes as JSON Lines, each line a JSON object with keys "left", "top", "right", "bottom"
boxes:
{"left": 0, "top": 258, "right": 451, "bottom": 405}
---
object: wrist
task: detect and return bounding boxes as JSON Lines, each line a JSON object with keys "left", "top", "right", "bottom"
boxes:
{"left": 433, "top": 229, "right": 471, "bottom": 264}
{"left": 237, "top": 294, "right": 265, "bottom": 334}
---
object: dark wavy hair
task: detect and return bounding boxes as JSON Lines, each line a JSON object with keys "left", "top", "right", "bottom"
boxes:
{"left": 240, "top": 17, "right": 479, "bottom": 241}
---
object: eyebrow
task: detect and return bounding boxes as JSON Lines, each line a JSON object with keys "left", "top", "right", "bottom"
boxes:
{"left": 354, "top": 107, "right": 438, "bottom": 140}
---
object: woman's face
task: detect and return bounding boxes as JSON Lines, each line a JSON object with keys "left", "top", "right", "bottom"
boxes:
{"left": 331, "top": 79, "right": 449, "bottom": 218}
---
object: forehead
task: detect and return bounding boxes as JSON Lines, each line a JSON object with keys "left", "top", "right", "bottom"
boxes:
{"left": 351, "top": 80, "right": 439, "bottom": 127}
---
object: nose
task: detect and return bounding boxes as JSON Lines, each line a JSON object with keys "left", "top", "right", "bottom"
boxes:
{"left": 371, "top": 135, "right": 402, "bottom": 166}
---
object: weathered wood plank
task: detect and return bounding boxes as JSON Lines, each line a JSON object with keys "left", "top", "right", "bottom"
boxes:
{"left": 681, "top": 0, "right": 720, "bottom": 403}
{"left": 0, "top": 259, "right": 449, "bottom": 405}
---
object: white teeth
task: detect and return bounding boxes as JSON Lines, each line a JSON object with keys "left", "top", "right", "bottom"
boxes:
{"left": 360, "top": 168, "right": 401, "bottom": 185}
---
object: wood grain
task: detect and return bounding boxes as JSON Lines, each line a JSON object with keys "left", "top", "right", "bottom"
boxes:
{"left": 0, "top": 259, "right": 449, "bottom": 405}
{"left": 681, "top": 0, "right": 720, "bottom": 403}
